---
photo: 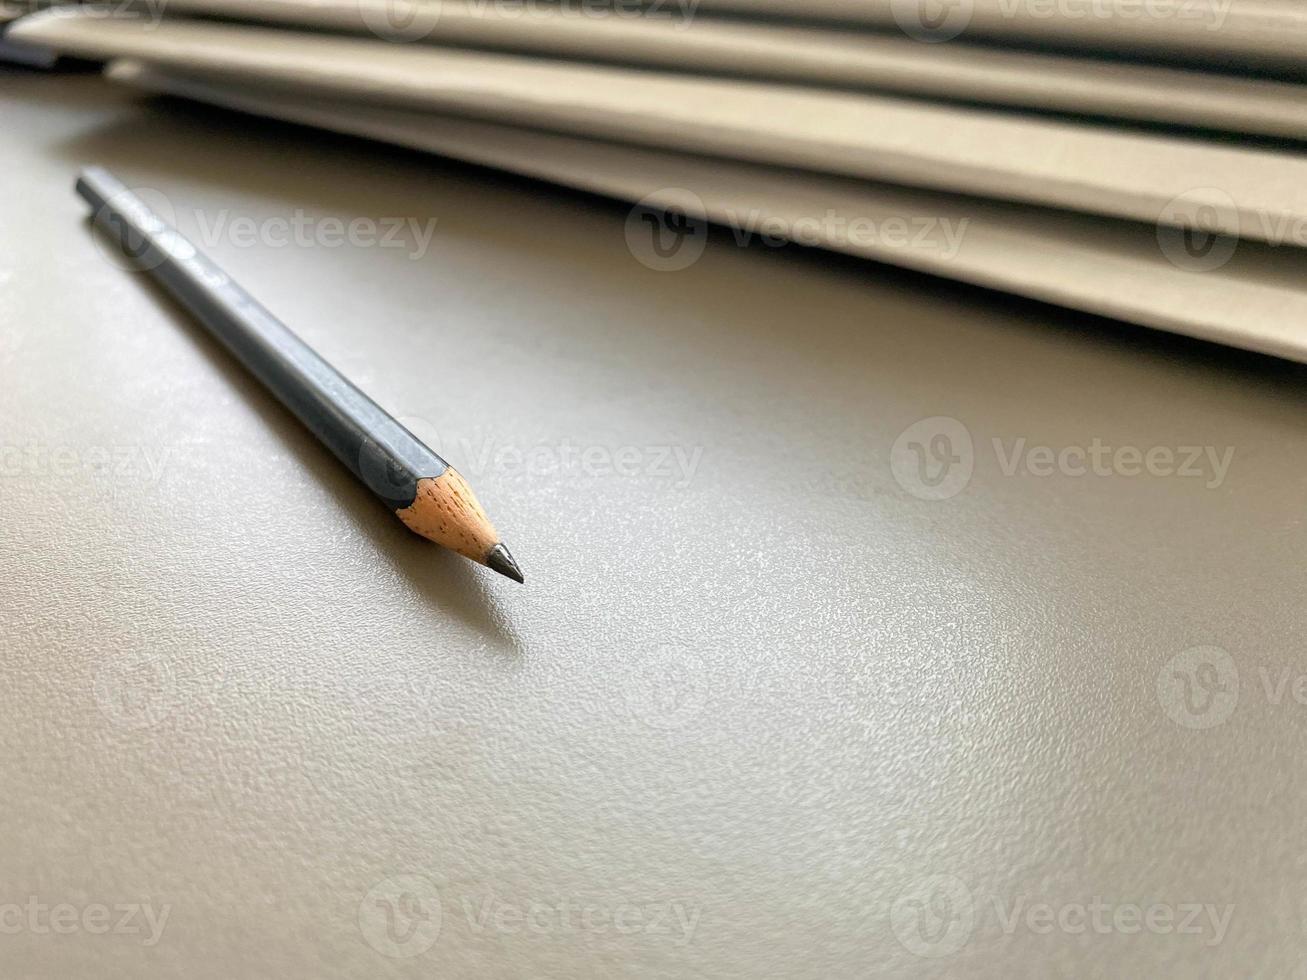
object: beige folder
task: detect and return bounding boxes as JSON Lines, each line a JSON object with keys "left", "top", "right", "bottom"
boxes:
{"left": 105, "top": 58, "right": 1307, "bottom": 365}
{"left": 0, "top": 2, "right": 55, "bottom": 67}
{"left": 14, "top": 11, "right": 1307, "bottom": 245}
{"left": 687, "top": 0, "right": 1307, "bottom": 73}
{"left": 154, "top": 0, "right": 1307, "bottom": 139}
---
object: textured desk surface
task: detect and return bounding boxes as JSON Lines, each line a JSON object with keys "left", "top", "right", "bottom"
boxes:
{"left": 4, "top": 71, "right": 1307, "bottom": 979}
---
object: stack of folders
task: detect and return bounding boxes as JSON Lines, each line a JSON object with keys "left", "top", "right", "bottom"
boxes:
{"left": 1, "top": 1, "right": 56, "bottom": 66}
{"left": 9, "top": 0, "right": 1307, "bottom": 362}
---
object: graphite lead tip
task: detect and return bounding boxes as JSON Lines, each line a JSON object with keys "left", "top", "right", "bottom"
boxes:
{"left": 485, "top": 543, "right": 525, "bottom": 584}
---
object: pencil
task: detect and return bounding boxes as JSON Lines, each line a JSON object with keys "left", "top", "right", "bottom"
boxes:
{"left": 76, "top": 166, "right": 524, "bottom": 584}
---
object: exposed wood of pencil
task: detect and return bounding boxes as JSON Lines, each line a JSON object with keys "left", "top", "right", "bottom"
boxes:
{"left": 395, "top": 471, "right": 523, "bottom": 583}
{"left": 398, "top": 469, "right": 499, "bottom": 560}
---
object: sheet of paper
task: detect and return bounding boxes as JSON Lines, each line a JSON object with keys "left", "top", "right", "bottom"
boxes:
{"left": 0, "top": 5, "right": 56, "bottom": 67}
{"left": 15, "top": 11, "right": 1307, "bottom": 245}
{"left": 106, "top": 58, "right": 1307, "bottom": 365}
{"left": 156, "top": 0, "right": 1307, "bottom": 139}
{"left": 687, "top": 0, "right": 1307, "bottom": 74}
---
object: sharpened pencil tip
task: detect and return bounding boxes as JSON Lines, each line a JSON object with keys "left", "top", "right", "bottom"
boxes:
{"left": 486, "top": 543, "right": 525, "bottom": 584}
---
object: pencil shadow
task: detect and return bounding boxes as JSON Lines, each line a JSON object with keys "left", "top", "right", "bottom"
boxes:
{"left": 82, "top": 218, "right": 523, "bottom": 657}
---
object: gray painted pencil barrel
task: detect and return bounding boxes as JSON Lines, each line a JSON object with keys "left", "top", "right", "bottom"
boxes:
{"left": 75, "top": 166, "right": 448, "bottom": 510}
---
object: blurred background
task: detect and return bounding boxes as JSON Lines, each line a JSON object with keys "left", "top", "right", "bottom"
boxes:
{"left": 5, "top": 2, "right": 1307, "bottom": 978}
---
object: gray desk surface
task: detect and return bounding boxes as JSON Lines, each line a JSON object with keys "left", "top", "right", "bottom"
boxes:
{"left": 4, "top": 71, "right": 1307, "bottom": 979}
